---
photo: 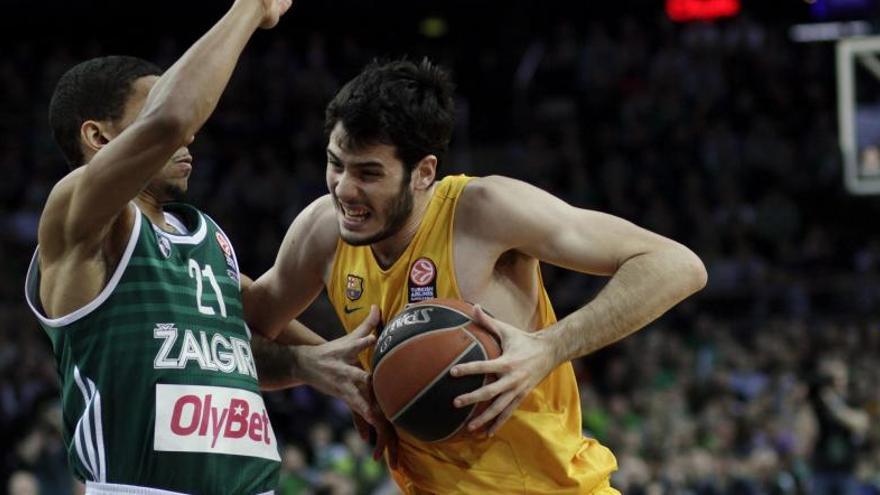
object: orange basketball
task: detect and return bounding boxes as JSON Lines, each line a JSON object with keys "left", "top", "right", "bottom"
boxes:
{"left": 371, "top": 298, "right": 501, "bottom": 443}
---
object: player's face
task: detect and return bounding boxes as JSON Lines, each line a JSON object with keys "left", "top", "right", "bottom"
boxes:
{"left": 113, "top": 76, "right": 194, "bottom": 202}
{"left": 326, "top": 123, "right": 414, "bottom": 246}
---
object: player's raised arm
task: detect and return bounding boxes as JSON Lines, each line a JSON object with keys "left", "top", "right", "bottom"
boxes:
{"left": 50, "top": 0, "right": 292, "bottom": 248}
{"left": 451, "top": 175, "right": 707, "bottom": 433}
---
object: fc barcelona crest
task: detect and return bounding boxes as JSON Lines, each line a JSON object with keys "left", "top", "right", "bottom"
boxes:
{"left": 346, "top": 274, "right": 364, "bottom": 301}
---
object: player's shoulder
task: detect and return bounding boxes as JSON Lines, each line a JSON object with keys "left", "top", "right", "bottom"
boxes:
{"left": 460, "top": 175, "right": 533, "bottom": 202}
{"left": 39, "top": 168, "right": 86, "bottom": 245}
{"left": 298, "top": 194, "right": 337, "bottom": 235}
{"left": 307, "top": 194, "right": 338, "bottom": 221}
{"left": 458, "top": 175, "right": 533, "bottom": 219}
{"left": 454, "top": 176, "right": 520, "bottom": 241}
{"left": 44, "top": 167, "right": 85, "bottom": 208}
{"left": 456, "top": 175, "right": 563, "bottom": 244}
{"left": 40, "top": 167, "right": 136, "bottom": 259}
{"left": 286, "top": 194, "right": 339, "bottom": 257}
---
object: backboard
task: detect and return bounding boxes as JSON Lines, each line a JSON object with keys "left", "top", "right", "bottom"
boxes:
{"left": 837, "top": 36, "right": 880, "bottom": 194}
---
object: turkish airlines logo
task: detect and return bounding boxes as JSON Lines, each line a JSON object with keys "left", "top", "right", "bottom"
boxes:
{"left": 155, "top": 384, "right": 281, "bottom": 461}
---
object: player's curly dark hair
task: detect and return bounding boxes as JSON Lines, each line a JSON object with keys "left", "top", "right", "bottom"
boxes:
{"left": 49, "top": 56, "right": 162, "bottom": 168}
{"left": 325, "top": 57, "right": 455, "bottom": 176}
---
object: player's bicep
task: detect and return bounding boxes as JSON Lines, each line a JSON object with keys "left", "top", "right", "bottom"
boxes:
{"left": 246, "top": 196, "right": 336, "bottom": 334}
{"left": 272, "top": 198, "right": 335, "bottom": 301}
{"left": 38, "top": 173, "right": 127, "bottom": 261}
{"left": 472, "top": 177, "right": 670, "bottom": 276}
{"left": 527, "top": 206, "right": 671, "bottom": 276}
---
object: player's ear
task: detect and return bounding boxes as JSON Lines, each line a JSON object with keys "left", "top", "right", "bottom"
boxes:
{"left": 411, "top": 155, "right": 437, "bottom": 191}
{"left": 81, "top": 120, "right": 112, "bottom": 154}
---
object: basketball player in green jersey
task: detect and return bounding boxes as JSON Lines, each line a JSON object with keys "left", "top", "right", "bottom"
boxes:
{"left": 23, "top": 1, "right": 379, "bottom": 493}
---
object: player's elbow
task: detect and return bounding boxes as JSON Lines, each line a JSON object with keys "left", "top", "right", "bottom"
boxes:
{"left": 138, "top": 108, "right": 192, "bottom": 147}
{"left": 241, "top": 282, "right": 284, "bottom": 342}
{"left": 674, "top": 244, "right": 708, "bottom": 295}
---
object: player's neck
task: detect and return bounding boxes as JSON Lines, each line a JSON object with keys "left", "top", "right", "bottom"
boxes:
{"left": 135, "top": 193, "right": 174, "bottom": 233}
{"left": 370, "top": 183, "right": 436, "bottom": 269}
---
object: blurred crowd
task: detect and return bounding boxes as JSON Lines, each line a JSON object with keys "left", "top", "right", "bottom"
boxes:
{"left": 3, "top": 6, "right": 880, "bottom": 495}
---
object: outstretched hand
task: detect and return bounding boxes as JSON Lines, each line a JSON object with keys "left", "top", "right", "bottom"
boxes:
{"left": 257, "top": 0, "right": 293, "bottom": 29}
{"left": 296, "top": 305, "right": 380, "bottom": 425}
{"left": 450, "top": 305, "right": 558, "bottom": 436}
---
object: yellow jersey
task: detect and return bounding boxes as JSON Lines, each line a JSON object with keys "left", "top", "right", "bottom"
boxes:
{"left": 327, "top": 175, "right": 618, "bottom": 494}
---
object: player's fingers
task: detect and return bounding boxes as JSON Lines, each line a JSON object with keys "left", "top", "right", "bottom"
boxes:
{"left": 277, "top": 0, "right": 293, "bottom": 17}
{"left": 453, "top": 377, "right": 509, "bottom": 407}
{"left": 373, "top": 425, "right": 388, "bottom": 461}
{"left": 486, "top": 396, "right": 522, "bottom": 436}
{"left": 467, "top": 390, "right": 517, "bottom": 432}
{"left": 350, "top": 305, "right": 380, "bottom": 337}
{"left": 352, "top": 412, "right": 371, "bottom": 441}
{"left": 347, "top": 393, "right": 373, "bottom": 423}
{"left": 342, "top": 335, "right": 376, "bottom": 359}
{"left": 473, "top": 305, "right": 505, "bottom": 339}
{"left": 450, "top": 357, "right": 504, "bottom": 378}
{"left": 342, "top": 366, "right": 370, "bottom": 387}
{"left": 372, "top": 443, "right": 382, "bottom": 462}
{"left": 387, "top": 430, "right": 400, "bottom": 469}
{"left": 346, "top": 382, "right": 382, "bottom": 426}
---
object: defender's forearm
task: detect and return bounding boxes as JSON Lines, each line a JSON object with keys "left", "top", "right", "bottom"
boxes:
{"left": 142, "top": 0, "right": 264, "bottom": 137}
{"left": 252, "top": 319, "right": 327, "bottom": 390}
{"left": 252, "top": 334, "right": 302, "bottom": 391}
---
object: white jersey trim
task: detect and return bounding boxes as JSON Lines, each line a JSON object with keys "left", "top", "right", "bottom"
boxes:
{"left": 156, "top": 208, "right": 206, "bottom": 245}
{"left": 74, "top": 366, "right": 107, "bottom": 482}
{"left": 85, "top": 482, "right": 274, "bottom": 495}
{"left": 162, "top": 212, "right": 189, "bottom": 235}
{"left": 23, "top": 203, "right": 142, "bottom": 328}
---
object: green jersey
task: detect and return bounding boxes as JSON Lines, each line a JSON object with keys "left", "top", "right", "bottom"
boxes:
{"left": 25, "top": 203, "right": 280, "bottom": 495}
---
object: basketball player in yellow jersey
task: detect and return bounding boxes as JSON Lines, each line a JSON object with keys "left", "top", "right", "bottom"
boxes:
{"left": 245, "top": 58, "right": 707, "bottom": 494}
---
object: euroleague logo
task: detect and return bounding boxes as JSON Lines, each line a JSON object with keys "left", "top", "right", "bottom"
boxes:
{"left": 409, "top": 258, "right": 436, "bottom": 286}
{"left": 408, "top": 257, "right": 437, "bottom": 303}
{"left": 215, "top": 232, "right": 239, "bottom": 282}
{"left": 215, "top": 232, "right": 232, "bottom": 258}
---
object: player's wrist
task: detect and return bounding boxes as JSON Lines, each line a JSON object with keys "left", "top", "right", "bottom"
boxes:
{"left": 289, "top": 344, "right": 313, "bottom": 383}
{"left": 229, "top": 0, "right": 266, "bottom": 29}
{"left": 535, "top": 326, "right": 565, "bottom": 370}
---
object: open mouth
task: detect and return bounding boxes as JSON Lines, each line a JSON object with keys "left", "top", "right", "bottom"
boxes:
{"left": 340, "top": 204, "right": 370, "bottom": 227}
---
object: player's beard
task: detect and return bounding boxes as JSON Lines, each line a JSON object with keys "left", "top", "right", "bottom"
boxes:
{"left": 341, "top": 176, "right": 413, "bottom": 247}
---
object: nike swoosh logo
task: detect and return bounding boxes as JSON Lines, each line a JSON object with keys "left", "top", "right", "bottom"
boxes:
{"left": 344, "top": 305, "right": 363, "bottom": 314}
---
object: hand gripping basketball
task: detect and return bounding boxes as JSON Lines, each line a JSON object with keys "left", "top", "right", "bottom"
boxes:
{"left": 371, "top": 299, "right": 501, "bottom": 443}
{"left": 295, "top": 305, "right": 380, "bottom": 425}
{"left": 450, "top": 305, "right": 557, "bottom": 436}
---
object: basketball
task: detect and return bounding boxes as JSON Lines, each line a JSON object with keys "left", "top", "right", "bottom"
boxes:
{"left": 371, "top": 298, "right": 501, "bottom": 443}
